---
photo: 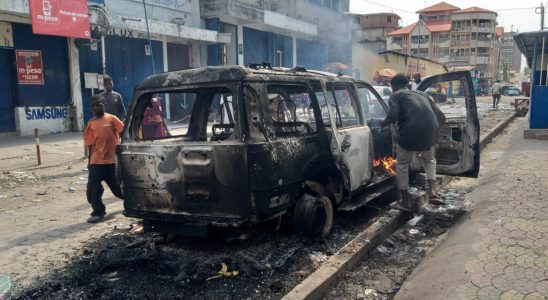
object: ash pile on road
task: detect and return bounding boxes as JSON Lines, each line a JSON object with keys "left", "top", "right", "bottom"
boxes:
{"left": 327, "top": 186, "right": 472, "bottom": 300}
{"left": 13, "top": 194, "right": 395, "bottom": 300}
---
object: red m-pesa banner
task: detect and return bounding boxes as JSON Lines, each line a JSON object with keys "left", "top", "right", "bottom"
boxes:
{"left": 29, "top": 0, "right": 91, "bottom": 39}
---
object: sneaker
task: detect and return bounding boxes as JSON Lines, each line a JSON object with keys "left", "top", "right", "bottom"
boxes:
{"left": 87, "top": 214, "right": 105, "bottom": 223}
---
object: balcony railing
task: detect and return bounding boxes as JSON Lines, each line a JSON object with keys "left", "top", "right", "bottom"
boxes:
{"left": 450, "top": 55, "right": 470, "bottom": 61}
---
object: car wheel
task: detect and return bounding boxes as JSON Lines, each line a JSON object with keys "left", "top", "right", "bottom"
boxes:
{"left": 293, "top": 194, "right": 333, "bottom": 239}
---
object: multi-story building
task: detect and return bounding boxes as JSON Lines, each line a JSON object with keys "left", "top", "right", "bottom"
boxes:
{"left": 352, "top": 13, "right": 401, "bottom": 53}
{"left": 499, "top": 32, "right": 522, "bottom": 83}
{"left": 201, "top": 0, "right": 351, "bottom": 70}
{"left": 386, "top": 1, "right": 502, "bottom": 78}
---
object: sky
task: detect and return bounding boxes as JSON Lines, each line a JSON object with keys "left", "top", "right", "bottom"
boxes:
{"left": 350, "top": 0, "right": 546, "bottom": 33}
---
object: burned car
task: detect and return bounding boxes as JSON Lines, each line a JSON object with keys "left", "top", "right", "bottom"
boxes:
{"left": 118, "top": 66, "right": 480, "bottom": 238}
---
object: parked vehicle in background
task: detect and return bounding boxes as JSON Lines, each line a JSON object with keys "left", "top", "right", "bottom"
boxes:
{"left": 501, "top": 85, "right": 521, "bottom": 96}
{"left": 118, "top": 66, "right": 480, "bottom": 239}
{"left": 373, "top": 86, "right": 392, "bottom": 102}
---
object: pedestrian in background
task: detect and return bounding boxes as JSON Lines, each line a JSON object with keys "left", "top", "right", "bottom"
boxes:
{"left": 84, "top": 95, "right": 124, "bottom": 223}
{"left": 101, "top": 76, "right": 126, "bottom": 121}
{"left": 411, "top": 72, "right": 422, "bottom": 90}
{"left": 491, "top": 80, "right": 502, "bottom": 109}
{"left": 380, "top": 74, "right": 446, "bottom": 213}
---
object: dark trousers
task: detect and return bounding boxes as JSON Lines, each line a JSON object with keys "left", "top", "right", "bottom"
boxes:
{"left": 492, "top": 94, "right": 501, "bottom": 107}
{"left": 86, "top": 164, "right": 123, "bottom": 216}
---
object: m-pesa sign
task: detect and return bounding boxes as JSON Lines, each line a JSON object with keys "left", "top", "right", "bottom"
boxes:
{"left": 29, "top": 0, "right": 90, "bottom": 39}
{"left": 16, "top": 50, "right": 44, "bottom": 84}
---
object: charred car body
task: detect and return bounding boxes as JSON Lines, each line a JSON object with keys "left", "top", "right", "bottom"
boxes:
{"left": 118, "top": 66, "right": 480, "bottom": 238}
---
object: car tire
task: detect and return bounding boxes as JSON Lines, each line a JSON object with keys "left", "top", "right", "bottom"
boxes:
{"left": 293, "top": 194, "right": 333, "bottom": 239}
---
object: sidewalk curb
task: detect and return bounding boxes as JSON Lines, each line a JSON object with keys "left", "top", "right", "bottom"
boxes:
{"left": 282, "top": 210, "right": 409, "bottom": 300}
{"left": 479, "top": 113, "right": 517, "bottom": 151}
{"left": 281, "top": 112, "right": 518, "bottom": 300}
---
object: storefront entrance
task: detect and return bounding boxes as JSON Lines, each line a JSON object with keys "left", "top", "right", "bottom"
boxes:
{"left": 0, "top": 48, "right": 16, "bottom": 132}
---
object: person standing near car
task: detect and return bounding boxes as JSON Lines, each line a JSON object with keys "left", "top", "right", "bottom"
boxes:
{"left": 101, "top": 76, "right": 126, "bottom": 121}
{"left": 491, "top": 80, "right": 502, "bottom": 109}
{"left": 84, "top": 95, "right": 124, "bottom": 223}
{"left": 411, "top": 72, "right": 422, "bottom": 90}
{"left": 380, "top": 74, "right": 445, "bottom": 213}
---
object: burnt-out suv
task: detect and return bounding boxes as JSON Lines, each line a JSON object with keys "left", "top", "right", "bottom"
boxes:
{"left": 118, "top": 65, "right": 480, "bottom": 238}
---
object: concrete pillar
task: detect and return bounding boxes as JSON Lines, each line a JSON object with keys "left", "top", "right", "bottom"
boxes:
{"left": 293, "top": 36, "right": 297, "bottom": 67}
{"left": 67, "top": 38, "right": 84, "bottom": 131}
{"left": 237, "top": 24, "right": 244, "bottom": 66}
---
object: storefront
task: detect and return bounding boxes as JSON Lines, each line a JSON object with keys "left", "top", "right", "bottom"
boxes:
{"left": 0, "top": 22, "right": 71, "bottom": 135}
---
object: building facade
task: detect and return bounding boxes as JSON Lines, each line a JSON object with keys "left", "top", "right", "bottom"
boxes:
{"left": 499, "top": 32, "right": 522, "bottom": 84}
{"left": 386, "top": 1, "right": 502, "bottom": 79}
{"left": 352, "top": 13, "right": 400, "bottom": 54}
{"left": 0, "top": 0, "right": 229, "bottom": 135}
{"left": 0, "top": 0, "right": 352, "bottom": 135}
{"left": 200, "top": 0, "right": 351, "bottom": 70}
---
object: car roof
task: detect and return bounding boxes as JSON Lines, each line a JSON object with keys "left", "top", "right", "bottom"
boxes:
{"left": 135, "top": 65, "right": 358, "bottom": 90}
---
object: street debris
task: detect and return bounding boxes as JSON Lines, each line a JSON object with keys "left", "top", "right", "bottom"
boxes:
{"left": 12, "top": 192, "right": 21, "bottom": 198}
{"left": 407, "top": 215, "right": 424, "bottom": 226}
{"left": 376, "top": 245, "right": 389, "bottom": 254}
{"left": 129, "top": 223, "right": 144, "bottom": 234}
{"left": 206, "top": 262, "right": 239, "bottom": 281}
{"left": 36, "top": 191, "right": 47, "bottom": 196}
{"left": 68, "top": 187, "right": 77, "bottom": 193}
{"left": 408, "top": 229, "right": 419, "bottom": 235}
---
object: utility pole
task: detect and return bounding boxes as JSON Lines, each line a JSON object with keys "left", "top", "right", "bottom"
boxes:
{"left": 417, "top": 16, "right": 421, "bottom": 74}
{"left": 536, "top": 3, "right": 545, "bottom": 30}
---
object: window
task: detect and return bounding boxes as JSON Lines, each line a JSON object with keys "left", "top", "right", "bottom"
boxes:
{"left": 266, "top": 85, "right": 317, "bottom": 137}
{"left": 387, "top": 16, "right": 392, "bottom": 22}
{"left": 439, "top": 33, "right": 449, "bottom": 43}
{"left": 392, "top": 36, "right": 403, "bottom": 45}
{"left": 359, "top": 87, "right": 386, "bottom": 119}
{"left": 132, "top": 87, "right": 236, "bottom": 142}
{"left": 439, "top": 47, "right": 450, "bottom": 56}
{"left": 328, "top": 84, "right": 360, "bottom": 128}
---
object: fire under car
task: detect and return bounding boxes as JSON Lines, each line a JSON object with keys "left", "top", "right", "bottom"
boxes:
{"left": 117, "top": 65, "right": 480, "bottom": 238}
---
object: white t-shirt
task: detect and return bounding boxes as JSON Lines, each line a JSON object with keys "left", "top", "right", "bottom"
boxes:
{"left": 411, "top": 82, "right": 420, "bottom": 90}
{"left": 492, "top": 83, "right": 502, "bottom": 94}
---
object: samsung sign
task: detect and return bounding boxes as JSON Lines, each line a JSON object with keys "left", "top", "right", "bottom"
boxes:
{"left": 15, "top": 106, "right": 71, "bottom": 136}
{"left": 25, "top": 107, "right": 68, "bottom": 120}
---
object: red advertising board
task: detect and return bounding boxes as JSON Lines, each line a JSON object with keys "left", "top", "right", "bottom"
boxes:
{"left": 16, "top": 50, "right": 44, "bottom": 85}
{"left": 29, "top": 0, "right": 90, "bottom": 39}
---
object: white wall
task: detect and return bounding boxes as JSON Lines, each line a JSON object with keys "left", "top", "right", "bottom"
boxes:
{"left": 15, "top": 106, "right": 72, "bottom": 136}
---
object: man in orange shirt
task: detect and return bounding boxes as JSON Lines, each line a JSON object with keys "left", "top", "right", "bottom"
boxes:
{"left": 84, "top": 95, "right": 124, "bottom": 223}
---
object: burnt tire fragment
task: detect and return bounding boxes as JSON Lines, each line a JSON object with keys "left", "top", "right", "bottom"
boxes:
{"left": 293, "top": 195, "right": 333, "bottom": 239}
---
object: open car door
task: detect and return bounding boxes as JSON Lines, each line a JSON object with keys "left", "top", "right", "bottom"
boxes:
{"left": 416, "top": 71, "right": 480, "bottom": 177}
{"left": 355, "top": 81, "right": 396, "bottom": 159}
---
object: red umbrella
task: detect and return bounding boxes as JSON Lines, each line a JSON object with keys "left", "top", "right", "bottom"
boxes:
{"left": 324, "top": 62, "right": 350, "bottom": 71}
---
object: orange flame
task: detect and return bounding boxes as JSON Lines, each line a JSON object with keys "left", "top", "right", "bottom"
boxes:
{"left": 374, "top": 156, "right": 397, "bottom": 176}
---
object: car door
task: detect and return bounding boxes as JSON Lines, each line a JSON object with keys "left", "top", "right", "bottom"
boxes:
{"left": 356, "top": 81, "right": 396, "bottom": 159}
{"left": 315, "top": 80, "right": 374, "bottom": 193}
{"left": 416, "top": 71, "right": 480, "bottom": 177}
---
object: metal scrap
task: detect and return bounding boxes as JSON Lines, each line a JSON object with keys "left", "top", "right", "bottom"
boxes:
{"left": 206, "top": 262, "right": 239, "bottom": 281}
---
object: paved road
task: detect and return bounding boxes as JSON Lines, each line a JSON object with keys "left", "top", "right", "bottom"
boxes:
{"left": 395, "top": 117, "right": 548, "bottom": 300}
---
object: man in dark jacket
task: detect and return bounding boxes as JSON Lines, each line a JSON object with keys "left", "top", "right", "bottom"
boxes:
{"left": 380, "top": 74, "right": 444, "bottom": 212}
{"left": 100, "top": 76, "right": 126, "bottom": 121}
